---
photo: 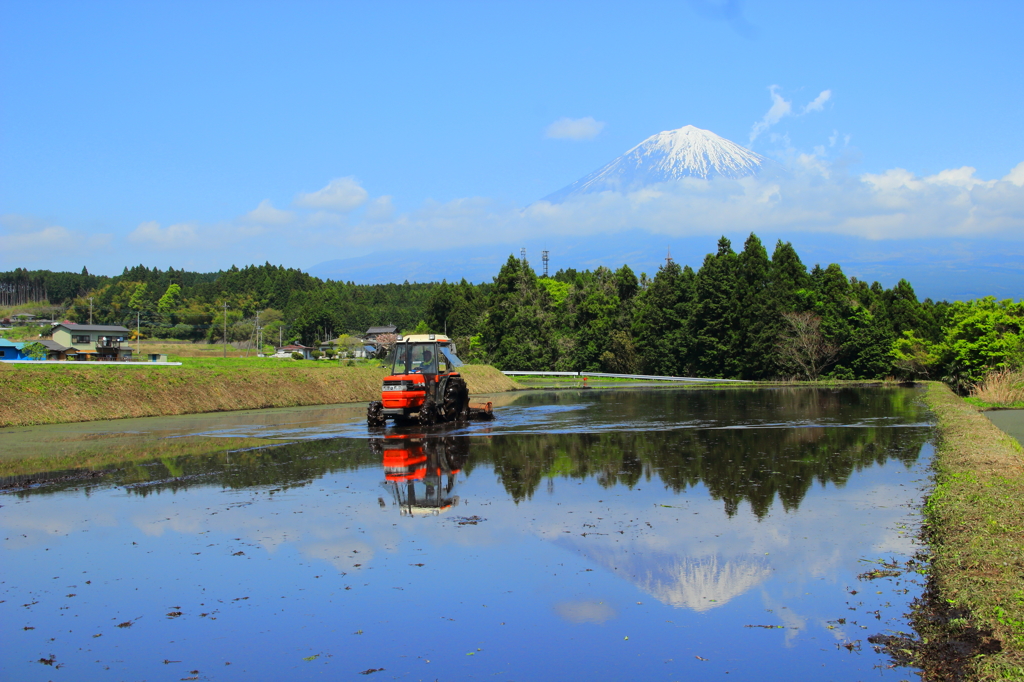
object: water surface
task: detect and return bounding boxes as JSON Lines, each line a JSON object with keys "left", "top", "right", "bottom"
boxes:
{"left": 986, "top": 408, "right": 1024, "bottom": 446}
{"left": 1, "top": 387, "right": 932, "bottom": 680}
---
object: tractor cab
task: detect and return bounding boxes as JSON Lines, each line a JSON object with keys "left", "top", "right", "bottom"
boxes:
{"left": 367, "top": 334, "right": 471, "bottom": 426}
{"left": 388, "top": 336, "right": 459, "bottom": 377}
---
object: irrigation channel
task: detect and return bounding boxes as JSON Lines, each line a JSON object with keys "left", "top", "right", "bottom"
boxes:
{"left": 1, "top": 386, "right": 934, "bottom": 680}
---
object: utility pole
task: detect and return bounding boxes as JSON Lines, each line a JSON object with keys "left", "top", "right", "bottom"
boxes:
{"left": 137, "top": 311, "right": 141, "bottom": 358}
{"left": 256, "top": 310, "right": 260, "bottom": 355}
{"left": 89, "top": 297, "right": 93, "bottom": 324}
{"left": 223, "top": 302, "right": 228, "bottom": 358}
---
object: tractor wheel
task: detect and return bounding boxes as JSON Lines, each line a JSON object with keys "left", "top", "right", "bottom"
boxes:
{"left": 418, "top": 397, "right": 438, "bottom": 426}
{"left": 367, "top": 401, "right": 386, "bottom": 427}
{"left": 440, "top": 378, "right": 469, "bottom": 422}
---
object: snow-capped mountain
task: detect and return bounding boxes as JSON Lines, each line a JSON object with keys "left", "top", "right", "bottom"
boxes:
{"left": 544, "top": 125, "right": 768, "bottom": 202}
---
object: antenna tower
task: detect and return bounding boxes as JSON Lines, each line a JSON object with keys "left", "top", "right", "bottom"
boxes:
{"left": 542, "top": 250, "right": 549, "bottom": 277}
{"left": 665, "top": 247, "right": 673, "bottom": 266}
{"left": 520, "top": 247, "right": 527, "bottom": 264}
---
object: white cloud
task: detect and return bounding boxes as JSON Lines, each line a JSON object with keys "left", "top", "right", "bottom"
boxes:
{"left": 751, "top": 86, "right": 833, "bottom": 144}
{"left": 294, "top": 177, "right": 369, "bottom": 212}
{"left": 749, "top": 85, "right": 792, "bottom": 143}
{"left": 802, "top": 89, "right": 832, "bottom": 113}
{"left": 332, "top": 159, "right": 1024, "bottom": 247}
{"left": 545, "top": 116, "right": 606, "bottom": 141}
{"left": 0, "top": 214, "right": 112, "bottom": 266}
{"left": 364, "top": 196, "right": 396, "bottom": 222}
{"left": 243, "top": 199, "right": 294, "bottom": 225}
{"left": 128, "top": 220, "right": 200, "bottom": 248}
{"left": 1002, "top": 161, "right": 1024, "bottom": 187}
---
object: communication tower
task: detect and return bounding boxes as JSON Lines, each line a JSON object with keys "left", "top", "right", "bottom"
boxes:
{"left": 542, "top": 250, "right": 549, "bottom": 277}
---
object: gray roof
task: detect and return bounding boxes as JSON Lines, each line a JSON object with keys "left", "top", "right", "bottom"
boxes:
{"left": 38, "top": 340, "right": 69, "bottom": 351}
{"left": 57, "top": 323, "right": 132, "bottom": 333}
{"left": 366, "top": 325, "right": 397, "bottom": 335}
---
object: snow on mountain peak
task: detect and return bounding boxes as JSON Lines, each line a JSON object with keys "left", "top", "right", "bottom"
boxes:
{"left": 544, "top": 125, "right": 768, "bottom": 203}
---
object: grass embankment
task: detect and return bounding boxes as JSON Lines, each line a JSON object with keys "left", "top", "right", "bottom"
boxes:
{"left": 915, "top": 382, "right": 1024, "bottom": 679}
{"left": 0, "top": 360, "right": 519, "bottom": 428}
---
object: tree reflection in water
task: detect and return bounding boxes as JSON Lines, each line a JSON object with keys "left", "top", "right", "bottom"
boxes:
{"left": 10, "top": 388, "right": 928, "bottom": 521}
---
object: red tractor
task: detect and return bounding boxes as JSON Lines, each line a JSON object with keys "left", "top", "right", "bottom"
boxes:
{"left": 366, "top": 334, "right": 492, "bottom": 427}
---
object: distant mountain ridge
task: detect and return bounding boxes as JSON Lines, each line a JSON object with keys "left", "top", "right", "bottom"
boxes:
{"left": 544, "top": 125, "right": 768, "bottom": 203}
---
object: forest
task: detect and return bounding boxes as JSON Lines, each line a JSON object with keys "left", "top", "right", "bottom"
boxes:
{"left": 2, "top": 233, "right": 1021, "bottom": 388}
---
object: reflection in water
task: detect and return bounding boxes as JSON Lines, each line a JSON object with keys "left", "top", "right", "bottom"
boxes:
{"left": 372, "top": 434, "right": 467, "bottom": 515}
{"left": 482, "top": 423, "right": 926, "bottom": 516}
{"left": 644, "top": 555, "right": 773, "bottom": 612}
{"left": 1, "top": 388, "right": 933, "bottom": 682}
{"left": 10, "top": 396, "right": 928, "bottom": 521}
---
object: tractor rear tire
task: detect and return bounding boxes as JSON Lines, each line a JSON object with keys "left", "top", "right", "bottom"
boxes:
{"left": 441, "top": 377, "right": 469, "bottom": 422}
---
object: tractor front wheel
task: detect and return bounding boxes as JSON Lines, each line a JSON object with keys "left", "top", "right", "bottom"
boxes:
{"left": 367, "top": 401, "right": 386, "bottom": 427}
{"left": 418, "top": 397, "right": 438, "bottom": 426}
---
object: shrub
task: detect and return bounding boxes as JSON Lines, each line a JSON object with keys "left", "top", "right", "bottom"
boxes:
{"left": 170, "top": 323, "right": 194, "bottom": 340}
{"left": 291, "top": 352, "right": 304, "bottom": 360}
{"left": 311, "top": 350, "right": 323, "bottom": 360}
{"left": 324, "top": 349, "right": 336, "bottom": 359}
{"left": 21, "top": 341, "right": 47, "bottom": 360}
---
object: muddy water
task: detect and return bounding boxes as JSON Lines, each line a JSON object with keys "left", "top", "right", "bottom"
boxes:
{"left": 986, "top": 408, "right": 1024, "bottom": 446}
{"left": 1, "top": 387, "right": 932, "bottom": 680}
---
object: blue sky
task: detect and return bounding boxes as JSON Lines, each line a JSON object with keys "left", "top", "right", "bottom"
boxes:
{"left": 1, "top": 1, "right": 1022, "bottom": 299}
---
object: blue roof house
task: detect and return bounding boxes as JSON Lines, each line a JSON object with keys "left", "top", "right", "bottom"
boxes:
{"left": 0, "top": 338, "right": 44, "bottom": 361}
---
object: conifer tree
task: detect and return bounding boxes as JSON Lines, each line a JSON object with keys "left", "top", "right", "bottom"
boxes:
{"left": 690, "top": 237, "right": 739, "bottom": 377}
{"left": 729, "top": 233, "right": 773, "bottom": 378}
{"left": 632, "top": 261, "right": 693, "bottom": 375}
{"left": 484, "top": 255, "right": 552, "bottom": 370}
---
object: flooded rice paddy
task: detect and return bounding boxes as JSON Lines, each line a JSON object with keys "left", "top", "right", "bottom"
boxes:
{"left": 1, "top": 387, "right": 933, "bottom": 680}
{"left": 986, "top": 408, "right": 1024, "bottom": 446}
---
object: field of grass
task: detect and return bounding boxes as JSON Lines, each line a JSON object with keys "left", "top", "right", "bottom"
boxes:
{"left": 0, "top": 358, "right": 520, "bottom": 428}
{"left": 914, "top": 382, "right": 1024, "bottom": 679}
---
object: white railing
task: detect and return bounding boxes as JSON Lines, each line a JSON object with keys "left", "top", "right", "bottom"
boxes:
{"left": 0, "top": 360, "right": 183, "bottom": 366}
{"left": 502, "top": 370, "right": 749, "bottom": 383}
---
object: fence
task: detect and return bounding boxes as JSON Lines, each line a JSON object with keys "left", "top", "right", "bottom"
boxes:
{"left": 502, "top": 371, "right": 749, "bottom": 383}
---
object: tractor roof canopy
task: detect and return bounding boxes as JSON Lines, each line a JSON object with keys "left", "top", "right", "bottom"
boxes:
{"left": 389, "top": 335, "right": 462, "bottom": 375}
{"left": 396, "top": 334, "right": 451, "bottom": 344}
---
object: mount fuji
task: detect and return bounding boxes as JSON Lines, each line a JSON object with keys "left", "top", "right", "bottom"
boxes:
{"left": 544, "top": 125, "right": 771, "bottom": 203}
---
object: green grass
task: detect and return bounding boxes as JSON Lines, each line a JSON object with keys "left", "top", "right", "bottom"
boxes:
{"left": 913, "top": 382, "right": 1024, "bottom": 679}
{"left": 964, "top": 396, "right": 1024, "bottom": 410}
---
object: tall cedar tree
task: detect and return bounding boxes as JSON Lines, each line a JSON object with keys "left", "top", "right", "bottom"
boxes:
{"left": 690, "top": 237, "right": 739, "bottom": 378}
{"left": 484, "top": 255, "right": 553, "bottom": 370}
{"left": 729, "top": 234, "right": 773, "bottom": 379}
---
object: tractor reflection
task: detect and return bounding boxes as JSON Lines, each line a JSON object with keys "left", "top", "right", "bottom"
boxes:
{"left": 371, "top": 434, "right": 469, "bottom": 516}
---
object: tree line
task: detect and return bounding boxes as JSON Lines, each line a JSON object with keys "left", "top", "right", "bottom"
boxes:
{"left": 3, "top": 233, "right": 1020, "bottom": 388}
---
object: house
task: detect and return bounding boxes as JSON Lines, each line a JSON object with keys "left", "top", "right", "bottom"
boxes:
{"left": 38, "top": 339, "right": 71, "bottom": 360}
{"left": 365, "top": 325, "right": 397, "bottom": 339}
{"left": 320, "top": 336, "right": 369, "bottom": 358}
{"left": 51, "top": 323, "right": 134, "bottom": 361}
{"left": 273, "top": 343, "right": 315, "bottom": 360}
{"left": 0, "top": 338, "right": 35, "bottom": 361}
